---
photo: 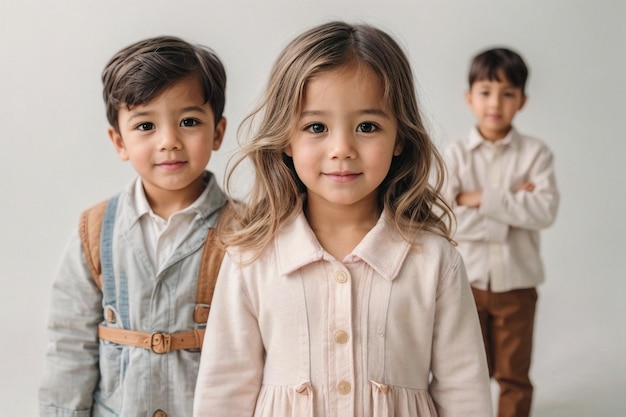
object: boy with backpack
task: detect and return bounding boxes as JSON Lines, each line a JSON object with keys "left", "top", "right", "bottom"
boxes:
{"left": 39, "top": 35, "right": 229, "bottom": 417}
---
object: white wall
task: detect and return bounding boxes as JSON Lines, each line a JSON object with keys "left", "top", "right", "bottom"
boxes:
{"left": 1, "top": 1, "right": 624, "bottom": 415}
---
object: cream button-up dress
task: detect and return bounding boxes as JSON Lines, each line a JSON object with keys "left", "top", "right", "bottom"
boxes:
{"left": 194, "top": 209, "right": 492, "bottom": 417}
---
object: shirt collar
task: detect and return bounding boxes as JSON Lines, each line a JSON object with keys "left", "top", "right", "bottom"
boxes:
{"left": 467, "top": 125, "right": 520, "bottom": 150}
{"left": 127, "top": 171, "right": 226, "bottom": 224}
{"left": 276, "top": 206, "right": 411, "bottom": 282}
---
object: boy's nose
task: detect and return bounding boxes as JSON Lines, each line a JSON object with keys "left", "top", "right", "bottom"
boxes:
{"left": 159, "top": 128, "right": 182, "bottom": 150}
{"left": 489, "top": 94, "right": 502, "bottom": 107}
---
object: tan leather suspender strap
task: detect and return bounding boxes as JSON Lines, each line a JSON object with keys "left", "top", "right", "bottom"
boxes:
{"left": 194, "top": 228, "right": 225, "bottom": 323}
{"left": 98, "top": 325, "right": 205, "bottom": 354}
{"left": 79, "top": 199, "right": 108, "bottom": 290}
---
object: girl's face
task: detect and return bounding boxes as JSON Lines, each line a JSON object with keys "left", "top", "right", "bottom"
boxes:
{"left": 285, "top": 63, "right": 401, "bottom": 214}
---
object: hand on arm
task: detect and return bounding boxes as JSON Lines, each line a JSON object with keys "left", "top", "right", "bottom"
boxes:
{"left": 456, "top": 190, "right": 483, "bottom": 208}
{"left": 517, "top": 182, "right": 535, "bottom": 192}
{"left": 458, "top": 183, "right": 533, "bottom": 208}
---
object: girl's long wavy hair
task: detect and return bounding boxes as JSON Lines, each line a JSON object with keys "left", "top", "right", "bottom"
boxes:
{"left": 221, "top": 21, "right": 453, "bottom": 258}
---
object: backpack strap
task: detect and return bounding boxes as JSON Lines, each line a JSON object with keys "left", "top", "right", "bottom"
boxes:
{"left": 193, "top": 228, "right": 225, "bottom": 323}
{"left": 79, "top": 199, "right": 109, "bottom": 290}
{"left": 79, "top": 195, "right": 121, "bottom": 324}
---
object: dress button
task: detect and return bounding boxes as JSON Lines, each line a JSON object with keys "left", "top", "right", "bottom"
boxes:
{"left": 334, "top": 270, "right": 348, "bottom": 283}
{"left": 337, "top": 380, "right": 351, "bottom": 395}
{"left": 153, "top": 410, "right": 167, "bottom": 417}
{"left": 334, "top": 330, "right": 349, "bottom": 344}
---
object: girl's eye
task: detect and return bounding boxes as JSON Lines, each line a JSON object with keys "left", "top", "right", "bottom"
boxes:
{"left": 306, "top": 123, "right": 326, "bottom": 134}
{"left": 181, "top": 118, "right": 199, "bottom": 127}
{"left": 137, "top": 122, "right": 155, "bottom": 131}
{"left": 357, "top": 122, "right": 377, "bottom": 133}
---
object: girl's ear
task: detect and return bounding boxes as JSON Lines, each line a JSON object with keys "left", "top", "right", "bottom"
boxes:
{"left": 393, "top": 140, "right": 403, "bottom": 156}
{"left": 284, "top": 144, "right": 293, "bottom": 157}
{"left": 108, "top": 127, "right": 129, "bottom": 161}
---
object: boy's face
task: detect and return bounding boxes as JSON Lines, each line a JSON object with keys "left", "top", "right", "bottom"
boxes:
{"left": 108, "top": 75, "right": 225, "bottom": 207}
{"left": 465, "top": 70, "right": 526, "bottom": 141}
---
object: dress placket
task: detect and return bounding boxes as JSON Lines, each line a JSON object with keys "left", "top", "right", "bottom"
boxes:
{"left": 329, "top": 263, "right": 355, "bottom": 417}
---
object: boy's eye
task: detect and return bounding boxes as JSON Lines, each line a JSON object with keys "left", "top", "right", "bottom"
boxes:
{"left": 357, "top": 122, "right": 377, "bottom": 133}
{"left": 137, "top": 122, "right": 155, "bottom": 131}
{"left": 306, "top": 123, "right": 327, "bottom": 134}
{"left": 181, "top": 118, "right": 199, "bottom": 127}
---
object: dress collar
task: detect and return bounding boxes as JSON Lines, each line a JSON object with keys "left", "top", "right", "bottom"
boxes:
{"left": 275, "top": 206, "right": 411, "bottom": 282}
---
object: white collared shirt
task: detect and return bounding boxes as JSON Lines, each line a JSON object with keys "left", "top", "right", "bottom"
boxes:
{"left": 443, "top": 126, "right": 559, "bottom": 292}
{"left": 132, "top": 178, "right": 209, "bottom": 271}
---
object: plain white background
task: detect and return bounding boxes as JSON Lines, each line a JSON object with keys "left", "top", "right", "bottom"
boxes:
{"left": 1, "top": 1, "right": 624, "bottom": 415}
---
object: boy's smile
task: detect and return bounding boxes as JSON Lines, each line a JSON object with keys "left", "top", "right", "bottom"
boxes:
{"left": 108, "top": 75, "right": 225, "bottom": 213}
{"left": 156, "top": 159, "right": 187, "bottom": 171}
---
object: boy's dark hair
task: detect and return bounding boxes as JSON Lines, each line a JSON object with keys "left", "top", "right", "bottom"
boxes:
{"left": 102, "top": 35, "right": 226, "bottom": 132}
{"left": 468, "top": 47, "right": 528, "bottom": 94}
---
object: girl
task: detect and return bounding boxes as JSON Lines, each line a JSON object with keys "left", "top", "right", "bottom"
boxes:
{"left": 194, "top": 21, "right": 492, "bottom": 417}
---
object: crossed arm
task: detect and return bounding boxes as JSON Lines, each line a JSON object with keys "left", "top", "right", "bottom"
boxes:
{"left": 456, "top": 182, "right": 535, "bottom": 208}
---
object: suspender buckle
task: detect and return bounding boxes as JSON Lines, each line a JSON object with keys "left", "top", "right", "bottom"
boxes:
{"left": 150, "top": 331, "right": 172, "bottom": 354}
{"left": 193, "top": 303, "right": 211, "bottom": 323}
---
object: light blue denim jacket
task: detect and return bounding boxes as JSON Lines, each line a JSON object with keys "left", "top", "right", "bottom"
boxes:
{"left": 39, "top": 171, "right": 226, "bottom": 417}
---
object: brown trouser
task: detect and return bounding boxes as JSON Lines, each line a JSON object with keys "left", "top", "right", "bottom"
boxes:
{"left": 471, "top": 287, "right": 538, "bottom": 417}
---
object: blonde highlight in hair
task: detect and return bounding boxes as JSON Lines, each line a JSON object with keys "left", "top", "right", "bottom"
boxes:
{"left": 222, "top": 21, "right": 453, "bottom": 258}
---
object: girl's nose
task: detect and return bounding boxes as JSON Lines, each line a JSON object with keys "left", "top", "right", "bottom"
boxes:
{"left": 329, "top": 130, "right": 356, "bottom": 159}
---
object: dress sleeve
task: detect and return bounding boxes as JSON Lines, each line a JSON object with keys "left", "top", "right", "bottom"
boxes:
{"left": 38, "top": 231, "right": 102, "bottom": 417}
{"left": 429, "top": 250, "right": 493, "bottom": 417}
{"left": 193, "top": 252, "right": 264, "bottom": 417}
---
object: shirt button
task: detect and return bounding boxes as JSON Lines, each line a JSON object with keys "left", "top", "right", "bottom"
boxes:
{"left": 334, "top": 330, "right": 349, "bottom": 344}
{"left": 334, "top": 270, "right": 348, "bottom": 283}
{"left": 153, "top": 410, "right": 167, "bottom": 417}
{"left": 337, "top": 380, "right": 351, "bottom": 395}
